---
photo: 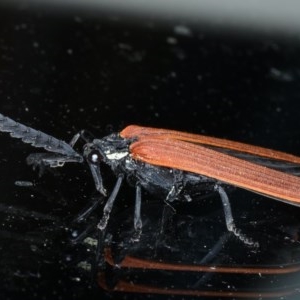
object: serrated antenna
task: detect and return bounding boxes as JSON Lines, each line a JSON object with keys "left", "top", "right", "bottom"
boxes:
{"left": 0, "top": 113, "right": 83, "bottom": 161}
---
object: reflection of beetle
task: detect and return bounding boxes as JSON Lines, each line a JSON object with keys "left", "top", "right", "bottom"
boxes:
{"left": 99, "top": 201, "right": 300, "bottom": 298}
{"left": 1, "top": 112, "right": 300, "bottom": 246}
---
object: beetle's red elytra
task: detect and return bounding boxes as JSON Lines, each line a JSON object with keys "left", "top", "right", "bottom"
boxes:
{"left": 121, "top": 125, "right": 300, "bottom": 205}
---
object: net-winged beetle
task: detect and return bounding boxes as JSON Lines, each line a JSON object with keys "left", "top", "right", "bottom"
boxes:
{"left": 2, "top": 113, "right": 300, "bottom": 246}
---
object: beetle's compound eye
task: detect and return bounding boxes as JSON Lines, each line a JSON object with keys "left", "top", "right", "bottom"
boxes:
{"left": 88, "top": 150, "right": 102, "bottom": 164}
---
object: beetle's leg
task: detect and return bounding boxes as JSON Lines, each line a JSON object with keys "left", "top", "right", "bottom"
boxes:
{"left": 154, "top": 203, "right": 176, "bottom": 252}
{"left": 87, "top": 161, "right": 107, "bottom": 196}
{"left": 164, "top": 169, "right": 194, "bottom": 215}
{"left": 73, "top": 196, "right": 104, "bottom": 223}
{"left": 166, "top": 170, "right": 184, "bottom": 202}
{"left": 98, "top": 174, "right": 124, "bottom": 231}
{"left": 192, "top": 232, "right": 230, "bottom": 288}
{"left": 95, "top": 230, "right": 106, "bottom": 268}
{"left": 131, "top": 183, "right": 142, "bottom": 242}
{"left": 214, "top": 184, "right": 259, "bottom": 247}
{"left": 69, "top": 129, "right": 95, "bottom": 147}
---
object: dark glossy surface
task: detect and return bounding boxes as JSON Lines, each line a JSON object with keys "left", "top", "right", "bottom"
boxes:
{"left": 1, "top": 4, "right": 300, "bottom": 300}
{"left": 101, "top": 198, "right": 300, "bottom": 298}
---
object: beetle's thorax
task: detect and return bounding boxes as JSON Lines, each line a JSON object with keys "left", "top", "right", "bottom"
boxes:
{"left": 92, "top": 133, "right": 131, "bottom": 169}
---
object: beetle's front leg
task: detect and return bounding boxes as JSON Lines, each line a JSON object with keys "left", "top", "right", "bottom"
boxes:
{"left": 98, "top": 174, "right": 124, "bottom": 230}
{"left": 69, "top": 129, "right": 95, "bottom": 147}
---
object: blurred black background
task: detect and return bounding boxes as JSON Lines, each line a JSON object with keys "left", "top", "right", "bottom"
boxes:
{"left": 1, "top": 2, "right": 300, "bottom": 300}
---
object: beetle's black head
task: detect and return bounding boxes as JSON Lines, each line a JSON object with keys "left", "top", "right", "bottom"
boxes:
{"left": 82, "top": 134, "right": 130, "bottom": 196}
{"left": 83, "top": 142, "right": 105, "bottom": 165}
{"left": 83, "top": 134, "right": 129, "bottom": 164}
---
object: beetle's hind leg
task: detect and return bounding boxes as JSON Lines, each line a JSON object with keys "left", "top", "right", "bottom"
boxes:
{"left": 215, "top": 184, "right": 259, "bottom": 247}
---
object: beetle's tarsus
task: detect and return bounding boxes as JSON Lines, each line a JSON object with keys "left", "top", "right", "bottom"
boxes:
{"left": 130, "top": 229, "right": 142, "bottom": 243}
{"left": 231, "top": 224, "right": 259, "bottom": 247}
{"left": 98, "top": 213, "right": 109, "bottom": 231}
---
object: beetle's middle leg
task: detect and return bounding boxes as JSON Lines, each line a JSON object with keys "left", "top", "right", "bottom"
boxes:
{"left": 131, "top": 183, "right": 143, "bottom": 242}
